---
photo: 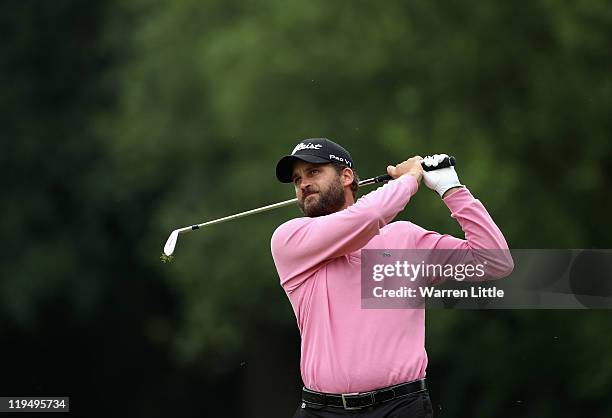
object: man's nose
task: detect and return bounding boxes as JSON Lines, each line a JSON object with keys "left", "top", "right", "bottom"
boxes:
{"left": 300, "top": 180, "right": 313, "bottom": 193}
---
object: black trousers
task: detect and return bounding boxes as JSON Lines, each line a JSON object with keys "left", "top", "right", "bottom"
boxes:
{"left": 292, "top": 389, "right": 434, "bottom": 418}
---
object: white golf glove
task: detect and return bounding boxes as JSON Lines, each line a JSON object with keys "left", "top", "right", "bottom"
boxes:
{"left": 422, "top": 154, "right": 462, "bottom": 197}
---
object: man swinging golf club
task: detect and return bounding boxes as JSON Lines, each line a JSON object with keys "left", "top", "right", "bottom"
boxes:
{"left": 271, "top": 138, "right": 513, "bottom": 417}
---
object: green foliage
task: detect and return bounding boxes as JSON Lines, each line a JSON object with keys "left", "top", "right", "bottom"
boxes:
{"left": 160, "top": 253, "right": 174, "bottom": 263}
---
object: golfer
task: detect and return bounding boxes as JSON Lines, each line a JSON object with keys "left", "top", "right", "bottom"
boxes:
{"left": 271, "top": 138, "right": 513, "bottom": 417}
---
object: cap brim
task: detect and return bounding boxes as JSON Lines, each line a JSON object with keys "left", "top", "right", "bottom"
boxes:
{"left": 275, "top": 155, "right": 330, "bottom": 183}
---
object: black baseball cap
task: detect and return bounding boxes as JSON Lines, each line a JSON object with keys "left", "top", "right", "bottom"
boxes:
{"left": 275, "top": 138, "right": 354, "bottom": 183}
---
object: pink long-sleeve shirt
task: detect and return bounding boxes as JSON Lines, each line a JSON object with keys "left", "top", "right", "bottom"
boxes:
{"left": 270, "top": 174, "right": 512, "bottom": 394}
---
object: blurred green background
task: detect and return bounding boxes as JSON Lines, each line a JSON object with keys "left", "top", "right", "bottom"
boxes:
{"left": 1, "top": 0, "right": 611, "bottom": 416}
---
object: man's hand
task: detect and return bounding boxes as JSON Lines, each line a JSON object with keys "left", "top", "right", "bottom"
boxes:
{"left": 387, "top": 156, "right": 424, "bottom": 183}
{"left": 422, "top": 154, "right": 462, "bottom": 197}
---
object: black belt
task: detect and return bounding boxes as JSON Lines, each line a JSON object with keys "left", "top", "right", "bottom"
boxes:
{"left": 301, "top": 379, "right": 427, "bottom": 410}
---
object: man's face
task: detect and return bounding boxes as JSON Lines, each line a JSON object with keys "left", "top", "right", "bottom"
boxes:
{"left": 291, "top": 161, "right": 346, "bottom": 217}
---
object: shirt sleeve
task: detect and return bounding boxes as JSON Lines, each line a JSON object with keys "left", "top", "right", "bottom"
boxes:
{"left": 411, "top": 187, "right": 514, "bottom": 280}
{"left": 271, "top": 175, "right": 419, "bottom": 293}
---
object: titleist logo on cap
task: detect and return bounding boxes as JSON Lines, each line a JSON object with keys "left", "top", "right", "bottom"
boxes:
{"left": 292, "top": 143, "right": 322, "bottom": 155}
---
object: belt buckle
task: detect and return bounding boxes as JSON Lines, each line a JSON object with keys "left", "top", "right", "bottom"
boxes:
{"left": 341, "top": 392, "right": 374, "bottom": 410}
{"left": 341, "top": 392, "right": 360, "bottom": 410}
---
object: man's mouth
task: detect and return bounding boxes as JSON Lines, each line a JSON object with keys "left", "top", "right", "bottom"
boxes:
{"left": 303, "top": 192, "right": 318, "bottom": 201}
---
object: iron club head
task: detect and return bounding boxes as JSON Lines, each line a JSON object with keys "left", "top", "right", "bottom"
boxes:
{"left": 163, "top": 229, "right": 180, "bottom": 257}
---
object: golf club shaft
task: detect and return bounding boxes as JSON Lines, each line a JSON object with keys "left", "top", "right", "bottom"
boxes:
{"left": 163, "top": 156, "right": 456, "bottom": 256}
{"left": 183, "top": 154, "right": 455, "bottom": 231}
{"left": 188, "top": 197, "right": 299, "bottom": 232}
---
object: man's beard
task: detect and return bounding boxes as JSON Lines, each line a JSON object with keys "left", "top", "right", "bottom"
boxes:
{"left": 298, "top": 176, "right": 346, "bottom": 217}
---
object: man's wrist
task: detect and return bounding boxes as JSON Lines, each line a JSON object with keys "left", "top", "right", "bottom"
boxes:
{"left": 400, "top": 173, "right": 420, "bottom": 195}
{"left": 442, "top": 186, "right": 463, "bottom": 199}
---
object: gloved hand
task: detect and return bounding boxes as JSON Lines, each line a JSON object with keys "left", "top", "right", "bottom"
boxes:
{"left": 422, "top": 154, "right": 462, "bottom": 197}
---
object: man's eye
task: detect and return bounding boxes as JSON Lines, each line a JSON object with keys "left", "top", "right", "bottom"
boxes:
{"left": 310, "top": 169, "right": 319, "bottom": 175}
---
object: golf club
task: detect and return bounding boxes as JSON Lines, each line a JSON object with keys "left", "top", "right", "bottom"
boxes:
{"left": 162, "top": 156, "right": 456, "bottom": 259}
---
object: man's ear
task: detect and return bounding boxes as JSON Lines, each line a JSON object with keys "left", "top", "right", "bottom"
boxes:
{"left": 341, "top": 167, "right": 354, "bottom": 187}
